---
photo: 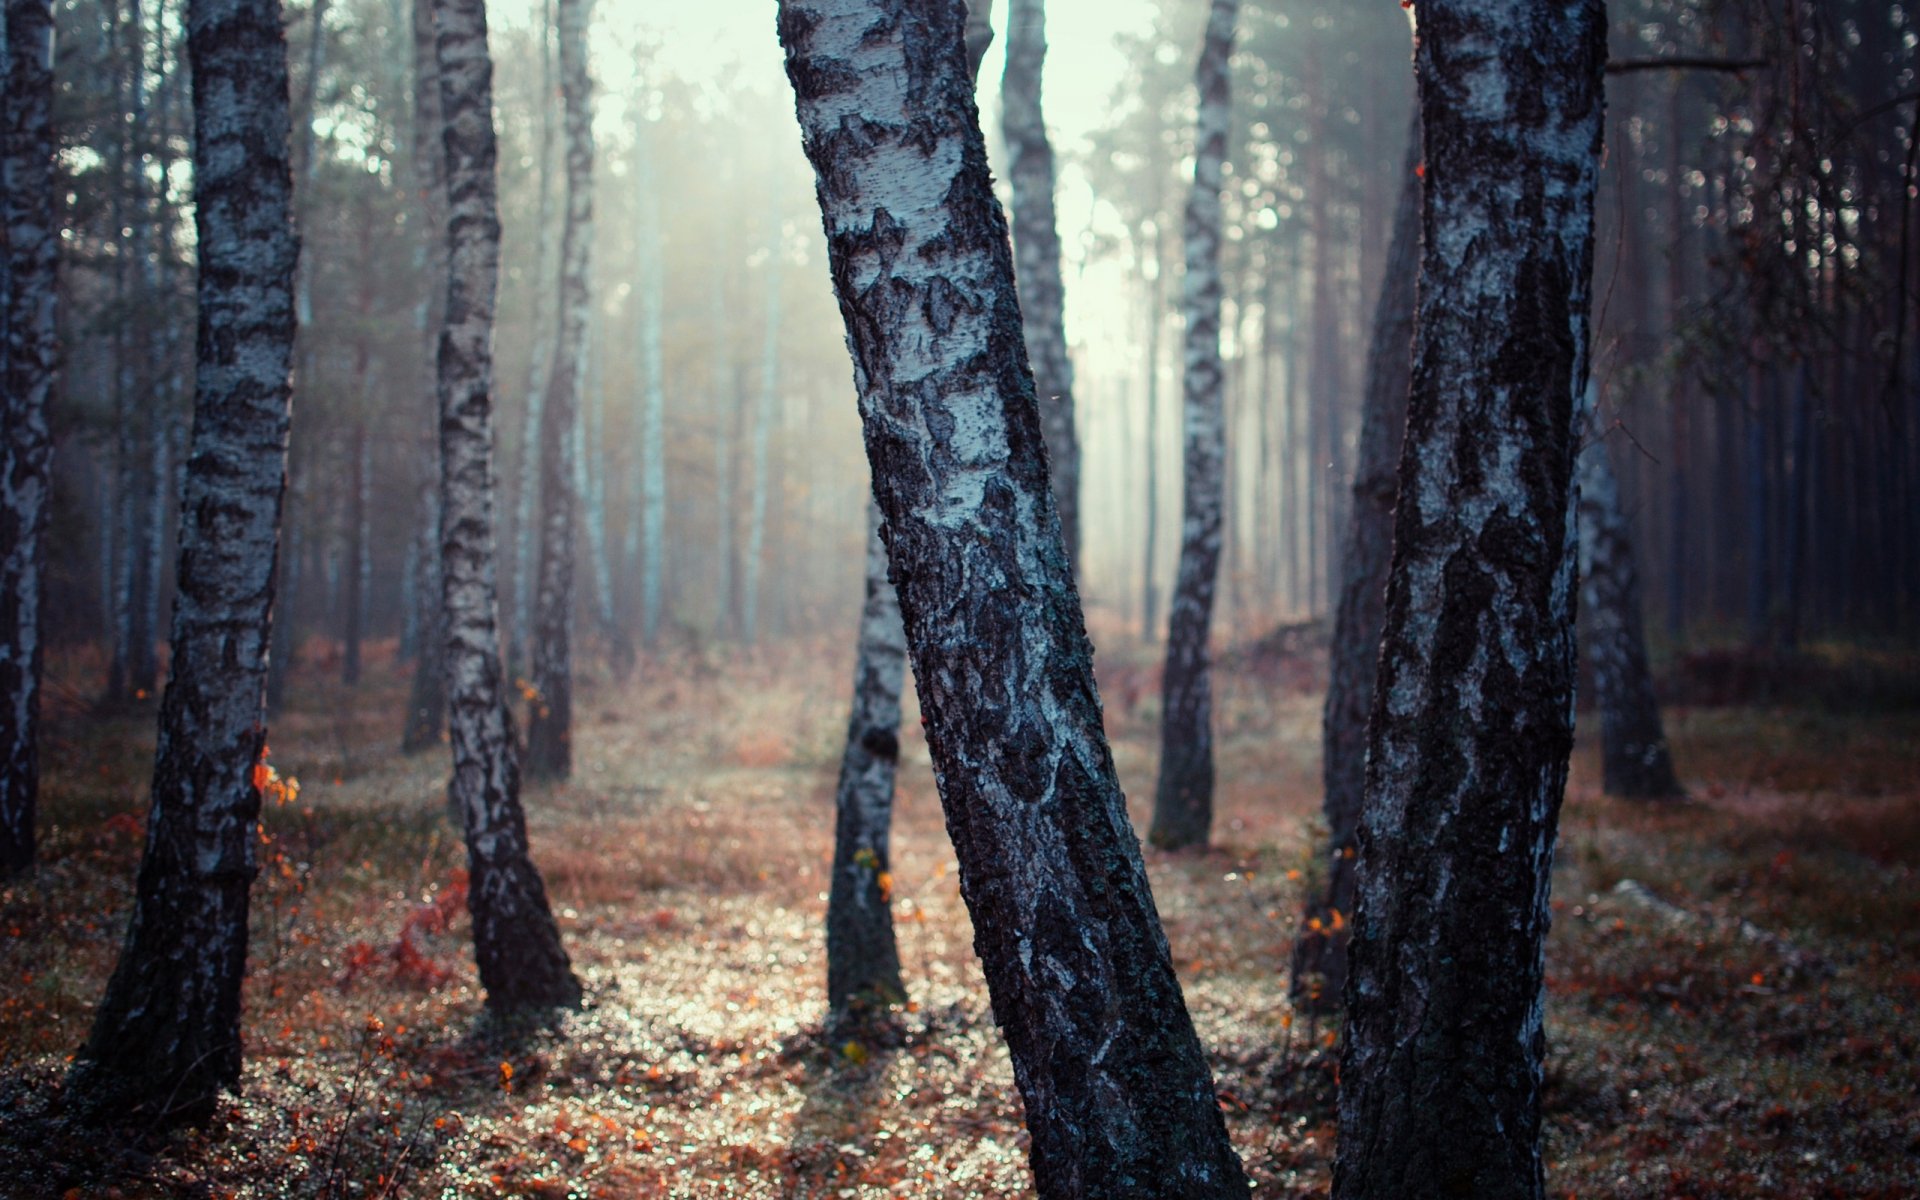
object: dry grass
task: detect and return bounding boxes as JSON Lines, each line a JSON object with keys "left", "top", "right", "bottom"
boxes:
{"left": 1, "top": 638, "right": 1916, "bottom": 1198}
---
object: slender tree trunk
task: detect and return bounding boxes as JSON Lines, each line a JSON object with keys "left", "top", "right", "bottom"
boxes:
{"left": 778, "top": 4, "right": 1248, "bottom": 1193}
{"left": 1141, "top": 223, "right": 1163, "bottom": 643}
{"left": 525, "top": 0, "right": 592, "bottom": 781}
{"left": 710, "top": 281, "right": 734, "bottom": 639}
{"left": 1150, "top": 0, "right": 1238, "bottom": 851}
{"left": 825, "top": 502, "right": 907, "bottom": 1021}
{"left": 510, "top": 0, "right": 556, "bottom": 675}
{"left": 1334, "top": 5, "right": 1603, "bottom": 1198}
{"left": 576, "top": 327, "right": 629, "bottom": 676}
{"left": 1, "top": 0, "right": 59, "bottom": 878}
{"left": 1578, "top": 411, "right": 1684, "bottom": 800}
{"left": 342, "top": 422, "right": 368, "bottom": 685}
{"left": 1002, "top": 0, "right": 1078, "bottom": 572}
{"left": 1292, "top": 119, "right": 1418, "bottom": 1009}
{"left": 430, "top": 0, "right": 579, "bottom": 1010}
{"left": 70, "top": 0, "right": 299, "bottom": 1121}
{"left": 634, "top": 113, "right": 665, "bottom": 647}
{"left": 741, "top": 213, "right": 778, "bottom": 648}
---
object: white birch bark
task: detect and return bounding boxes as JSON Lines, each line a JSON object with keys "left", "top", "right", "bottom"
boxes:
{"left": 634, "top": 112, "right": 665, "bottom": 646}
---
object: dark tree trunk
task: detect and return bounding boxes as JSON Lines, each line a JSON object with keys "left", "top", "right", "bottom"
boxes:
{"left": 825, "top": 503, "right": 907, "bottom": 1021}
{"left": 69, "top": 0, "right": 299, "bottom": 1122}
{"left": 1577, "top": 415, "right": 1684, "bottom": 800}
{"left": 1150, "top": 0, "right": 1238, "bottom": 852}
{"left": 431, "top": 0, "right": 580, "bottom": 1010}
{"left": 525, "top": 0, "right": 593, "bottom": 781}
{"left": 778, "top": 3, "right": 1248, "bottom": 1194}
{"left": 1333, "top": 5, "right": 1604, "bottom": 1199}
{"left": 1292, "top": 118, "right": 1419, "bottom": 1009}
{"left": 1002, "top": 0, "right": 1078, "bottom": 573}
{"left": 1, "top": 0, "right": 60, "bottom": 878}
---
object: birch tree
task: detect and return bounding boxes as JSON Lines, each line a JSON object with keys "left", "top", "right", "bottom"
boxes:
{"left": 510, "top": 0, "right": 556, "bottom": 673}
{"left": 741, "top": 208, "right": 779, "bottom": 648}
{"left": 1149, "top": 0, "right": 1237, "bottom": 851}
{"left": 69, "top": 0, "right": 299, "bottom": 1120}
{"left": 1, "top": 0, "right": 59, "bottom": 879}
{"left": 1334, "top": 4, "right": 1604, "bottom": 1197}
{"left": 526, "top": 0, "right": 593, "bottom": 780}
{"left": 777, "top": 2, "right": 1248, "bottom": 1192}
{"left": 1291, "top": 120, "right": 1418, "bottom": 1009}
{"left": 633, "top": 108, "right": 665, "bottom": 647}
{"left": 1001, "top": 0, "right": 1077, "bottom": 570}
{"left": 429, "top": 0, "right": 579, "bottom": 1010}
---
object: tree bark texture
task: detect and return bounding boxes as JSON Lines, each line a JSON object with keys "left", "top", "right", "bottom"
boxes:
{"left": 777, "top": 3, "right": 1248, "bottom": 1194}
{"left": 1292, "top": 121, "right": 1420, "bottom": 1009}
{"left": 525, "top": 0, "right": 592, "bottom": 781}
{"left": 431, "top": 0, "right": 580, "bottom": 1011}
{"left": 70, "top": 0, "right": 298, "bottom": 1122}
{"left": 1577, "top": 417, "right": 1682, "bottom": 799}
{"left": 1001, "top": 0, "right": 1077, "bottom": 573}
{"left": 1150, "top": 0, "right": 1237, "bottom": 852}
{"left": 1, "top": 0, "right": 58, "bottom": 878}
{"left": 1333, "top": 6, "right": 1604, "bottom": 1200}
{"left": 825, "top": 502, "right": 907, "bottom": 1019}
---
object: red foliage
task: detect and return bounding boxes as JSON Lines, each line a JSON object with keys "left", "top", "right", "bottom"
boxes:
{"left": 335, "top": 872, "right": 468, "bottom": 992}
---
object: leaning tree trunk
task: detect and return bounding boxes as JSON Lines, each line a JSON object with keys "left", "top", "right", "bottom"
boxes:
{"left": 825, "top": 502, "right": 908, "bottom": 1021}
{"left": 1, "top": 0, "right": 60, "bottom": 879}
{"left": 524, "top": 0, "right": 592, "bottom": 781}
{"left": 69, "top": 0, "right": 299, "bottom": 1122}
{"left": 1002, "top": 0, "right": 1078, "bottom": 572}
{"left": 1149, "top": 0, "right": 1238, "bottom": 852}
{"left": 1577, "top": 413, "right": 1683, "bottom": 799}
{"left": 430, "top": 0, "right": 580, "bottom": 1011}
{"left": 1291, "top": 117, "right": 1419, "bottom": 1010}
{"left": 777, "top": 3, "right": 1249, "bottom": 1195}
{"left": 1333, "top": 6, "right": 1604, "bottom": 1200}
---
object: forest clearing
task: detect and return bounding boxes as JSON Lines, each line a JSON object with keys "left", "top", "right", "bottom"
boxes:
{"left": 3, "top": 636, "right": 1916, "bottom": 1198}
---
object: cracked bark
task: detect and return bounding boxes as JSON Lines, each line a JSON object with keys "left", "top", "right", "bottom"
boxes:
{"left": 778, "top": 1, "right": 1247, "bottom": 1193}
{"left": 71, "top": 0, "right": 298, "bottom": 1122}
{"left": 430, "top": 0, "right": 579, "bottom": 1010}
{"left": 1333, "top": 4, "right": 1604, "bottom": 1198}
{"left": 1150, "top": 0, "right": 1237, "bottom": 851}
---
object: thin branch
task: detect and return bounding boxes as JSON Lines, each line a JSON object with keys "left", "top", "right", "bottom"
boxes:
{"left": 1606, "top": 56, "right": 1769, "bottom": 76}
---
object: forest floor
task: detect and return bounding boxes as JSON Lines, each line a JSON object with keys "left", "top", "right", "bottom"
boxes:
{"left": 2, "top": 630, "right": 1918, "bottom": 1199}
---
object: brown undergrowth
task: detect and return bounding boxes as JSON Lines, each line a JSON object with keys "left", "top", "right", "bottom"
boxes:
{"left": 1, "top": 637, "right": 1915, "bottom": 1197}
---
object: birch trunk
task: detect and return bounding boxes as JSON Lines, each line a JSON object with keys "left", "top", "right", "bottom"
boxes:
{"left": 71, "top": 0, "right": 299, "bottom": 1121}
{"left": 509, "top": 0, "right": 556, "bottom": 674}
{"left": 741, "top": 216, "right": 778, "bottom": 648}
{"left": 525, "top": 0, "right": 592, "bottom": 781}
{"left": 778, "top": 3, "right": 1248, "bottom": 1192}
{"left": 1, "top": 0, "right": 58, "bottom": 878}
{"left": 1141, "top": 223, "right": 1163, "bottom": 642}
{"left": 1292, "top": 121, "right": 1419, "bottom": 1009}
{"left": 1150, "top": 0, "right": 1237, "bottom": 851}
{"left": 1002, "top": 0, "right": 1078, "bottom": 572}
{"left": 430, "top": 0, "right": 580, "bottom": 1010}
{"left": 1577, "top": 414, "right": 1683, "bottom": 800}
{"left": 825, "top": 503, "right": 907, "bottom": 1020}
{"left": 634, "top": 114, "right": 665, "bottom": 646}
{"left": 709, "top": 282, "right": 734, "bottom": 638}
{"left": 1333, "top": 5, "right": 1603, "bottom": 1197}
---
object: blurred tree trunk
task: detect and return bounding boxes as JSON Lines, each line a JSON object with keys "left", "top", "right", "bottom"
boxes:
{"left": 825, "top": 503, "right": 907, "bottom": 1022}
{"left": 429, "top": 0, "right": 579, "bottom": 1010}
{"left": 1150, "top": 0, "right": 1237, "bottom": 851}
{"left": 709, "top": 282, "right": 735, "bottom": 640}
{"left": 1578, "top": 413, "right": 1684, "bottom": 800}
{"left": 741, "top": 212, "right": 778, "bottom": 648}
{"left": 526, "top": 0, "right": 593, "bottom": 781}
{"left": 342, "top": 421, "right": 367, "bottom": 686}
{"left": 634, "top": 111, "right": 665, "bottom": 647}
{"left": 1334, "top": 5, "right": 1602, "bottom": 1197}
{"left": 1141, "top": 219, "right": 1163, "bottom": 643}
{"left": 576, "top": 328, "right": 629, "bottom": 677}
{"left": 1002, "top": 0, "right": 1078, "bottom": 573}
{"left": 1, "top": 0, "right": 60, "bottom": 878}
{"left": 1291, "top": 119, "right": 1418, "bottom": 1010}
{"left": 509, "top": 0, "right": 556, "bottom": 676}
{"left": 778, "top": 2, "right": 1249, "bottom": 1193}
{"left": 70, "top": 0, "right": 299, "bottom": 1121}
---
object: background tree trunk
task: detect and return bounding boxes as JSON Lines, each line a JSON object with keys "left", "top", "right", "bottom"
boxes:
{"left": 71, "top": 0, "right": 299, "bottom": 1121}
{"left": 1, "top": 0, "right": 60, "bottom": 878}
{"left": 741, "top": 213, "right": 778, "bottom": 648}
{"left": 525, "top": 0, "right": 593, "bottom": 781}
{"left": 1292, "top": 117, "right": 1418, "bottom": 1009}
{"left": 778, "top": 2, "right": 1249, "bottom": 1193}
{"left": 430, "top": 0, "right": 579, "bottom": 1011}
{"left": 1334, "top": 4, "right": 1603, "bottom": 1198}
{"left": 509, "top": 0, "right": 556, "bottom": 676}
{"left": 1150, "top": 0, "right": 1238, "bottom": 851}
{"left": 825, "top": 502, "right": 907, "bottom": 1021}
{"left": 634, "top": 112, "right": 665, "bottom": 648}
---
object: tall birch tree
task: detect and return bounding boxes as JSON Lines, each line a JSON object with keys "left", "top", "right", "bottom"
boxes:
{"left": 526, "top": 0, "right": 592, "bottom": 780}
{"left": 69, "top": 0, "right": 299, "bottom": 1120}
{"left": 1149, "top": 0, "right": 1237, "bottom": 851}
{"left": 1333, "top": 4, "right": 1604, "bottom": 1197}
{"left": 777, "top": 1, "right": 1248, "bottom": 1193}
{"left": 429, "top": 0, "right": 579, "bottom": 1010}
{"left": 1, "top": 0, "right": 59, "bottom": 879}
